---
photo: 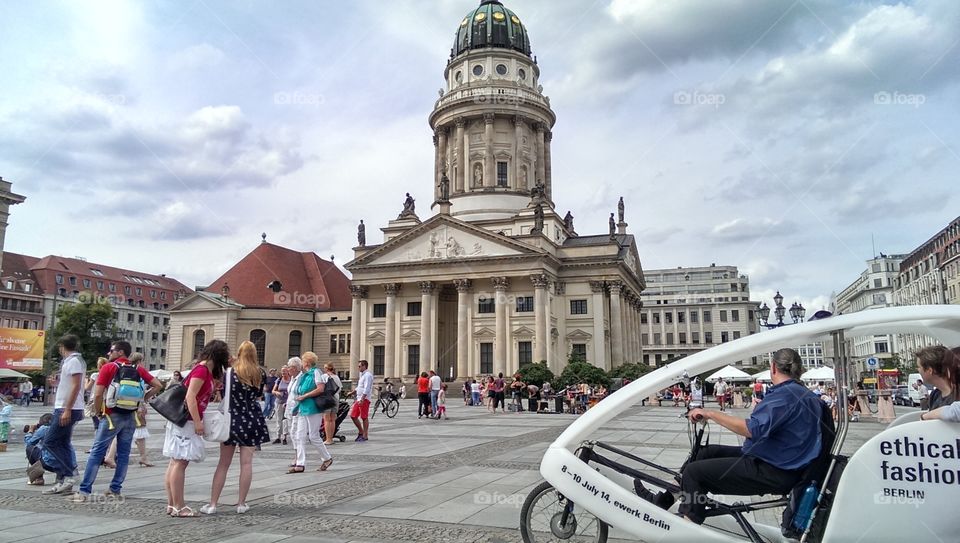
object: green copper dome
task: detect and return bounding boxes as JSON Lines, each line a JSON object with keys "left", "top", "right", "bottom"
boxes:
{"left": 453, "top": 0, "right": 531, "bottom": 58}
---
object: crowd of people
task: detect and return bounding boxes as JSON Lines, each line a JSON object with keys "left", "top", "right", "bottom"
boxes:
{"left": 22, "top": 334, "right": 376, "bottom": 517}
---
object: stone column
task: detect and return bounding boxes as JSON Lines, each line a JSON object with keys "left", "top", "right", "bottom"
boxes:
{"left": 454, "top": 279, "right": 472, "bottom": 380}
{"left": 589, "top": 281, "right": 607, "bottom": 370}
{"left": 492, "top": 276, "right": 510, "bottom": 375}
{"left": 418, "top": 281, "right": 435, "bottom": 373}
{"left": 535, "top": 123, "right": 546, "bottom": 188}
{"left": 513, "top": 115, "right": 524, "bottom": 190}
{"left": 608, "top": 280, "right": 624, "bottom": 368}
{"left": 531, "top": 274, "right": 549, "bottom": 363}
{"left": 349, "top": 285, "right": 367, "bottom": 367}
{"left": 437, "top": 127, "right": 448, "bottom": 199}
{"left": 484, "top": 113, "right": 495, "bottom": 187}
{"left": 623, "top": 291, "right": 633, "bottom": 363}
{"left": 384, "top": 283, "right": 400, "bottom": 377}
{"left": 544, "top": 130, "right": 553, "bottom": 201}
{"left": 456, "top": 117, "right": 467, "bottom": 192}
{"left": 636, "top": 300, "right": 644, "bottom": 361}
{"left": 433, "top": 133, "right": 440, "bottom": 201}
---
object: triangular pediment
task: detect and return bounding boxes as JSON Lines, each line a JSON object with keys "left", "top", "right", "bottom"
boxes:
{"left": 367, "top": 330, "right": 385, "bottom": 340}
{"left": 513, "top": 325, "right": 535, "bottom": 338}
{"left": 566, "top": 329, "right": 592, "bottom": 340}
{"left": 171, "top": 291, "right": 243, "bottom": 312}
{"left": 401, "top": 329, "right": 421, "bottom": 339}
{"left": 474, "top": 326, "right": 496, "bottom": 338}
{"left": 347, "top": 215, "right": 540, "bottom": 268}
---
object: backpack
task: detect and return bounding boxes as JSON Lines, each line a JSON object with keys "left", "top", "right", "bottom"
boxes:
{"left": 106, "top": 362, "right": 146, "bottom": 411}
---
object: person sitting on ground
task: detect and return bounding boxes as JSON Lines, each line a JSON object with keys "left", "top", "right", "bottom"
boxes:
{"left": 25, "top": 413, "right": 53, "bottom": 485}
{"left": 634, "top": 348, "right": 823, "bottom": 524}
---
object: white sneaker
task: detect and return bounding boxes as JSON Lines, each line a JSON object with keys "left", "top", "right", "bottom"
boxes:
{"left": 41, "top": 482, "right": 64, "bottom": 495}
{"left": 60, "top": 478, "right": 75, "bottom": 494}
{"left": 236, "top": 503, "right": 250, "bottom": 514}
{"left": 200, "top": 503, "right": 217, "bottom": 515}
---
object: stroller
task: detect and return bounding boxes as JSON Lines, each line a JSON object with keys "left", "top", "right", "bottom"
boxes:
{"left": 320, "top": 401, "right": 350, "bottom": 443}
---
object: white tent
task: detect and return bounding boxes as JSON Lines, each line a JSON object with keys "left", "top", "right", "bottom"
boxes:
{"left": 705, "top": 365, "right": 753, "bottom": 383}
{"left": 752, "top": 369, "right": 772, "bottom": 382}
{"left": 800, "top": 365, "right": 836, "bottom": 382}
{"left": 149, "top": 369, "right": 174, "bottom": 381}
{"left": 0, "top": 368, "right": 30, "bottom": 380}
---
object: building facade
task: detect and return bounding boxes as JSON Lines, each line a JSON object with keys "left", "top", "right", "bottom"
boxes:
{"left": 639, "top": 265, "right": 759, "bottom": 367}
{"left": 345, "top": 1, "right": 646, "bottom": 379}
{"left": 833, "top": 254, "right": 904, "bottom": 373}
{"left": 893, "top": 215, "right": 960, "bottom": 356}
{"left": 167, "top": 240, "right": 354, "bottom": 377}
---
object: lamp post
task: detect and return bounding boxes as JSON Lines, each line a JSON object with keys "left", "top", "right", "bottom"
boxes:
{"left": 756, "top": 291, "right": 805, "bottom": 329}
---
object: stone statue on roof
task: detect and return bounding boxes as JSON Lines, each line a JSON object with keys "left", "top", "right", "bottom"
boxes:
{"left": 530, "top": 179, "right": 546, "bottom": 203}
{"left": 618, "top": 196, "right": 625, "bottom": 223}
{"left": 563, "top": 211, "right": 574, "bottom": 232}
{"left": 532, "top": 203, "right": 544, "bottom": 234}
{"left": 357, "top": 220, "right": 366, "bottom": 247}
{"left": 609, "top": 213, "right": 616, "bottom": 238}
{"left": 438, "top": 172, "right": 450, "bottom": 202}
{"left": 398, "top": 192, "right": 417, "bottom": 219}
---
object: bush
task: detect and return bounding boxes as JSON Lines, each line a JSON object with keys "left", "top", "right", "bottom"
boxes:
{"left": 517, "top": 361, "right": 554, "bottom": 388}
{"left": 608, "top": 363, "right": 654, "bottom": 380}
{"left": 558, "top": 361, "right": 610, "bottom": 388}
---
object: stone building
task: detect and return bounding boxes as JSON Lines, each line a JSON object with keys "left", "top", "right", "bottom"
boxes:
{"left": 345, "top": 0, "right": 646, "bottom": 380}
{"left": 167, "top": 238, "right": 353, "bottom": 377}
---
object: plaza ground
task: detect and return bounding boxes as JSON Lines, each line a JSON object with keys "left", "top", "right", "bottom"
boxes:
{"left": 0, "top": 398, "right": 900, "bottom": 542}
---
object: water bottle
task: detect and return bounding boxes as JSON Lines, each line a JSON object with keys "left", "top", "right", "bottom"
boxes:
{"left": 791, "top": 481, "right": 819, "bottom": 532}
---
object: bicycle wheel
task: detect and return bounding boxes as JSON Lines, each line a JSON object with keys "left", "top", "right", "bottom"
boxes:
{"left": 370, "top": 401, "right": 379, "bottom": 419}
{"left": 520, "top": 481, "right": 608, "bottom": 543}
{"left": 385, "top": 398, "right": 399, "bottom": 418}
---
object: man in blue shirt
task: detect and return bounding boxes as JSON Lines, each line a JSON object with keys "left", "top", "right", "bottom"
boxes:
{"left": 676, "top": 348, "right": 822, "bottom": 524}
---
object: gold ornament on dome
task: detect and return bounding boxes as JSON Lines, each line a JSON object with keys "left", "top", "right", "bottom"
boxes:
{"left": 475, "top": 12, "right": 486, "bottom": 22}
{"left": 460, "top": 17, "right": 469, "bottom": 27}
{"left": 493, "top": 12, "right": 505, "bottom": 21}
{"left": 511, "top": 15, "right": 520, "bottom": 24}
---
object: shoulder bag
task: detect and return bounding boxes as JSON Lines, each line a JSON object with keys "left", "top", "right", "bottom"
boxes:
{"left": 313, "top": 370, "right": 338, "bottom": 412}
{"left": 148, "top": 367, "right": 195, "bottom": 427}
{"left": 203, "top": 368, "right": 232, "bottom": 442}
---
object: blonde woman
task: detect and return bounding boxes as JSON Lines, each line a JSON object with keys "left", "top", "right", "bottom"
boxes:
{"left": 289, "top": 352, "right": 333, "bottom": 472}
{"left": 201, "top": 341, "right": 270, "bottom": 515}
{"left": 85, "top": 357, "right": 109, "bottom": 432}
{"left": 320, "top": 362, "right": 342, "bottom": 445}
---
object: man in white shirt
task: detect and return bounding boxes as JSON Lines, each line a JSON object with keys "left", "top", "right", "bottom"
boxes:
{"left": 428, "top": 370, "right": 443, "bottom": 418}
{"left": 349, "top": 360, "right": 374, "bottom": 441}
{"left": 41, "top": 335, "right": 86, "bottom": 495}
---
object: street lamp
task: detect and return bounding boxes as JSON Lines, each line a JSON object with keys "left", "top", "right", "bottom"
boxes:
{"left": 757, "top": 291, "right": 805, "bottom": 329}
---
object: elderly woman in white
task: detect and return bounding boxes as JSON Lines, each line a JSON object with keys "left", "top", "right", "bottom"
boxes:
{"left": 282, "top": 357, "right": 303, "bottom": 469}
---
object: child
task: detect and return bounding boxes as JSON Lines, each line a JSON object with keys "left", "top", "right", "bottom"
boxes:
{"left": 25, "top": 413, "right": 53, "bottom": 485}
{"left": 436, "top": 383, "right": 448, "bottom": 420}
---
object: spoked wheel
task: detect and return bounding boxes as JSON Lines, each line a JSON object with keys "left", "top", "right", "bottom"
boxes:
{"left": 385, "top": 399, "right": 399, "bottom": 418}
{"left": 370, "top": 402, "right": 378, "bottom": 419}
{"left": 520, "top": 481, "right": 608, "bottom": 543}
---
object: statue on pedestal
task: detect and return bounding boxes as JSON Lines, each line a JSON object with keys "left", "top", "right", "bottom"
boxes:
{"left": 357, "top": 220, "right": 366, "bottom": 247}
{"left": 609, "top": 213, "right": 616, "bottom": 238}
{"left": 532, "top": 203, "right": 544, "bottom": 234}
{"left": 530, "top": 179, "right": 546, "bottom": 203}
{"left": 618, "top": 197, "right": 625, "bottom": 223}
{"left": 438, "top": 172, "right": 450, "bottom": 202}
{"left": 563, "top": 211, "right": 574, "bottom": 232}
{"left": 398, "top": 192, "right": 417, "bottom": 219}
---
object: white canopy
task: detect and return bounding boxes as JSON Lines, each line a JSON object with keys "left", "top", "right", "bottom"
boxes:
{"left": 752, "top": 369, "right": 772, "bottom": 382}
{"left": 149, "top": 369, "right": 174, "bottom": 380}
{"left": 800, "top": 365, "right": 836, "bottom": 382}
{"left": 0, "top": 368, "right": 30, "bottom": 380}
{"left": 705, "top": 365, "right": 753, "bottom": 382}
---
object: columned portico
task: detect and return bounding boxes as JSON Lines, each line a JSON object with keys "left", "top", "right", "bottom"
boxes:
{"left": 384, "top": 283, "right": 400, "bottom": 377}
{"left": 419, "top": 281, "right": 435, "bottom": 373}
{"left": 492, "top": 276, "right": 510, "bottom": 375}
{"left": 350, "top": 285, "right": 367, "bottom": 367}
{"left": 454, "top": 279, "right": 472, "bottom": 380}
{"left": 531, "top": 274, "right": 549, "bottom": 363}
{"left": 608, "top": 280, "right": 624, "bottom": 368}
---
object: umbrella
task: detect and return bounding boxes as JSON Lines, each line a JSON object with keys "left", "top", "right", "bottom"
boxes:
{"left": 752, "top": 369, "right": 772, "bottom": 382}
{"left": 801, "top": 366, "right": 836, "bottom": 382}
{"left": 0, "top": 368, "right": 30, "bottom": 380}
{"left": 149, "top": 369, "right": 174, "bottom": 380}
{"left": 705, "top": 365, "right": 753, "bottom": 383}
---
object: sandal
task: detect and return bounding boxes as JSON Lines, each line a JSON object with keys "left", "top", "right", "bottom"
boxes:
{"left": 318, "top": 458, "right": 333, "bottom": 471}
{"left": 165, "top": 505, "right": 175, "bottom": 516}
{"left": 286, "top": 466, "right": 305, "bottom": 474}
{"left": 171, "top": 506, "right": 199, "bottom": 517}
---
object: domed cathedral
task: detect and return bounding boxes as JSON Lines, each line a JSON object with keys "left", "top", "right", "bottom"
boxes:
{"left": 346, "top": 0, "right": 646, "bottom": 381}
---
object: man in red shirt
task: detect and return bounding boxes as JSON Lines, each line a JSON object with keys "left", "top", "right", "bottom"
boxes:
{"left": 73, "top": 341, "right": 161, "bottom": 502}
{"left": 417, "top": 372, "right": 430, "bottom": 419}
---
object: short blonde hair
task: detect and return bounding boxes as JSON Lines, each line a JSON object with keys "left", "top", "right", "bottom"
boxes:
{"left": 301, "top": 351, "right": 319, "bottom": 368}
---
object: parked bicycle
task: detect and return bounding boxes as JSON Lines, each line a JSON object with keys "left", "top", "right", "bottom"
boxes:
{"left": 371, "top": 386, "right": 399, "bottom": 419}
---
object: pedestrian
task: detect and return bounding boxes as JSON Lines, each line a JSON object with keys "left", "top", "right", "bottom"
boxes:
{"left": 471, "top": 379, "right": 481, "bottom": 406}
{"left": 288, "top": 352, "right": 333, "bottom": 473}
{"left": 349, "top": 359, "right": 373, "bottom": 440}
{"left": 272, "top": 365, "right": 292, "bottom": 444}
{"left": 40, "top": 335, "right": 87, "bottom": 496}
{"left": 282, "top": 358, "right": 303, "bottom": 458}
{"left": 429, "top": 370, "right": 442, "bottom": 418}
{"left": 715, "top": 378, "right": 727, "bottom": 412}
{"left": 74, "top": 340, "right": 162, "bottom": 502}
{"left": 19, "top": 379, "right": 32, "bottom": 407}
{"left": 462, "top": 380, "right": 471, "bottom": 406}
{"left": 262, "top": 368, "right": 278, "bottom": 419}
{"left": 495, "top": 373, "right": 507, "bottom": 413}
{"left": 163, "top": 339, "right": 228, "bottom": 517}
{"left": 168, "top": 371, "right": 183, "bottom": 389}
{"left": 437, "top": 383, "right": 448, "bottom": 420}
{"left": 485, "top": 376, "right": 496, "bottom": 412}
{"left": 511, "top": 374, "right": 525, "bottom": 412}
{"left": 320, "top": 362, "right": 342, "bottom": 445}
{"left": 105, "top": 353, "right": 155, "bottom": 468}
{"left": 417, "top": 371, "right": 430, "bottom": 418}
{"left": 85, "top": 358, "right": 108, "bottom": 433}
{"left": 201, "top": 340, "right": 271, "bottom": 515}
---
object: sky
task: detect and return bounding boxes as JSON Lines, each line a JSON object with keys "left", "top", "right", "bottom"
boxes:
{"left": 0, "top": 0, "right": 957, "bottom": 313}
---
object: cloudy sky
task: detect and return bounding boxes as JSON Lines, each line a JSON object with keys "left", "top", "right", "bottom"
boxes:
{"left": 1, "top": 0, "right": 957, "bottom": 311}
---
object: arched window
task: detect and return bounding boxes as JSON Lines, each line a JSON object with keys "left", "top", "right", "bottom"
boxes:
{"left": 192, "top": 330, "right": 205, "bottom": 360}
{"left": 288, "top": 330, "right": 302, "bottom": 358}
{"left": 250, "top": 329, "right": 266, "bottom": 365}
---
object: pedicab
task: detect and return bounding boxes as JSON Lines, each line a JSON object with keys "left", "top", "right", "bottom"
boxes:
{"left": 520, "top": 305, "right": 960, "bottom": 542}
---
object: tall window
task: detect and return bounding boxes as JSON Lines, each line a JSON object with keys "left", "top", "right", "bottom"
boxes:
{"left": 691, "top": 311, "right": 698, "bottom": 323}
{"left": 478, "top": 296, "right": 495, "bottom": 314}
{"left": 408, "top": 344, "right": 420, "bottom": 375}
{"left": 665, "top": 312, "right": 673, "bottom": 324}
{"left": 677, "top": 311, "right": 685, "bottom": 323}
{"left": 666, "top": 332, "right": 674, "bottom": 344}
{"left": 373, "top": 303, "right": 387, "bottom": 318}
{"left": 250, "top": 329, "right": 266, "bottom": 364}
{"left": 570, "top": 299, "right": 587, "bottom": 315}
{"left": 704, "top": 331, "right": 713, "bottom": 344}
{"left": 703, "top": 310, "right": 712, "bottom": 323}
{"left": 721, "top": 331, "right": 729, "bottom": 343}
{"left": 731, "top": 310, "right": 740, "bottom": 322}
{"left": 692, "top": 331, "right": 700, "bottom": 344}
{"left": 640, "top": 313, "right": 647, "bottom": 324}
{"left": 407, "top": 302, "right": 422, "bottom": 317}
{"left": 720, "top": 310, "right": 728, "bottom": 322}
{"left": 571, "top": 343, "right": 587, "bottom": 362}
{"left": 679, "top": 332, "right": 686, "bottom": 344}
{"left": 480, "top": 342, "right": 493, "bottom": 373}
{"left": 653, "top": 333, "right": 661, "bottom": 345}
{"left": 288, "top": 331, "right": 302, "bottom": 358}
{"left": 373, "top": 345, "right": 385, "bottom": 375}
{"left": 496, "top": 161, "right": 508, "bottom": 186}
{"left": 330, "top": 335, "right": 338, "bottom": 354}
{"left": 192, "top": 330, "right": 205, "bottom": 360}
{"left": 518, "top": 341, "right": 532, "bottom": 364}
{"left": 516, "top": 296, "right": 534, "bottom": 312}
{"left": 653, "top": 313, "right": 661, "bottom": 324}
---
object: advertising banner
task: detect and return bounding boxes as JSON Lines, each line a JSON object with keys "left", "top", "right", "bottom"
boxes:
{"left": 0, "top": 328, "right": 45, "bottom": 369}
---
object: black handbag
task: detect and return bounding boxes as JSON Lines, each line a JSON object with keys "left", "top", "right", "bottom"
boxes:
{"left": 312, "top": 371, "right": 339, "bottom": 411}
{"left": 149, "top": 380, "right": 189, "bottom": 427}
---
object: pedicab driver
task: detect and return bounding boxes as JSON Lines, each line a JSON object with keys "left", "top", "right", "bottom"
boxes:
{"left": 677, "top": 348, "right": 822, "bottom": 524}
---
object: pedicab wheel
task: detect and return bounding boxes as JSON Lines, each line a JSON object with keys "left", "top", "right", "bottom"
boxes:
{"left": 386, "top": 399, "right": 399, "bottom": 418}
{"left": 520, "top": 481, "right": 608, "bottom": 543}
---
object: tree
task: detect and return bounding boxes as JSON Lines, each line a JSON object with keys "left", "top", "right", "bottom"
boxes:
{"left": 517, "top": 361, "right": 554, "bottom": 388}
{"left": 46, "top": 296, "right": 117, "bottom": 372}
{"left": 608, "top": 363, "right": 653, "bottom": 380}
{"left": 558, "top": 361, "right": 610, "bottom": 388}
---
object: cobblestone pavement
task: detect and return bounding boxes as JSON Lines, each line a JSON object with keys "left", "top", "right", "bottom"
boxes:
{"left": 0, "top": 399, "right": 899, "bottom": 542}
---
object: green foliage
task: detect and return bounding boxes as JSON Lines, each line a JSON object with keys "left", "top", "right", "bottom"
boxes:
{"left": 608, "top": 362, "right": 654, "bottom": 380}
{"left": 517, "top": 361, "right": 554, "bottom": 388}
{"left": 558, "top": 361, "right": 610, "bottom": 388}
{"left": 46, "top": 297, "right": 117, "bottom": 372}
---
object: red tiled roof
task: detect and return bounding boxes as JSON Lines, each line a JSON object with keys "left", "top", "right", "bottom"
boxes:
{"left": 25, "top": 254, "right": 190, "bottom": 305}
{"left": 206, "top": 242, "right": 351, "bottom": 311}
{"left": 1, "top": 252, "right": 42, "bottom": 292}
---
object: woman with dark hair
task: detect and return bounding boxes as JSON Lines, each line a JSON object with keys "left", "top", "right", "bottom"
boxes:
{"left": 921, "top": 347, "right": 960, "bottom": 421}
{"left": 163, "top": 339, "right": 229, "bottom": 517}
{"left": 417, "top": 372, "right": 431, "bottom": 418}
{"left": 916, "top": 345, "right": 955, "bottom": 410}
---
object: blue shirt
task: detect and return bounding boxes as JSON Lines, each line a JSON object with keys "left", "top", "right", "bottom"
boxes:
{"left": 743, "top": 379, "right": 822, "bottom": 470}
